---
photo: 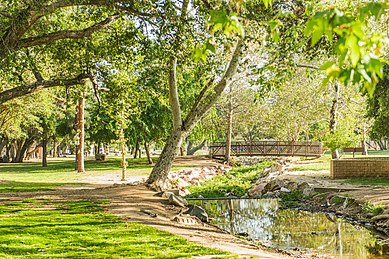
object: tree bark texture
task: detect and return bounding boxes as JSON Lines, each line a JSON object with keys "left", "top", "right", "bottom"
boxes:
{"left": 76, "top": 96, "right": 85, "bottom": 172}
{"left": 146, "top": 130, "right": 185, "bottom": 187}
{"left": 330, "top": 83, "right": 340, "bottom": 159}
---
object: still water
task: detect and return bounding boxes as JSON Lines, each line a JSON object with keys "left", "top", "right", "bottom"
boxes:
{"left": 191, "top": 199, "right": 389, "bottom": 258}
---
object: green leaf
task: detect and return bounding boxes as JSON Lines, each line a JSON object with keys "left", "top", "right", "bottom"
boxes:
{"left": 311, "top": 28, "right": 323, "bottom": 46}
{"left": 205, "top": 42, "right": 216, "bottom": 53}
{"left": 319, "top": 61, "right": 335, "bottom": 70}
{"left": 346, "top": 34, "right": 360, "bottom": 67}
{"left": 262, "top": 0, "right": 272, "bottom": 8}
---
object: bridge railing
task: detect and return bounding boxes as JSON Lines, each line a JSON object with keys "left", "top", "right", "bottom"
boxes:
{"left": 209, "top": 141, "right": 323, "bottom": 157}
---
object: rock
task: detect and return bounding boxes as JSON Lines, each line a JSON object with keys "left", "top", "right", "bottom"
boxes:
{"left": 187, "top": 204, "right": 209, "bottom": 222}
{"left": 264, "top": 179, "right": 283, "bottom": 193}
{"left": 285, "top": 181, "right": 298, "bottom": 192}
{"left": 296, "top": 181, "right": 315, "bottom": 196}
{"left": 168, "top": 194, "right": 188, "bottom": 208}
{"left": 261, "top": 168, "right": 271, "bottom": 178}
{"left": 371, "top": 214, "right": 389, "bottom": 222}
{"left": 161, "top": 191, "right": 175, "bottom": 199}
{"left": 280, "top": 187, "right": 291, "bottom": 193}
{"left": 302, "top": 186, "right": 315, "bottom": 196}
{"left": 248, "top": 183, "right": 267, "bottom": 197}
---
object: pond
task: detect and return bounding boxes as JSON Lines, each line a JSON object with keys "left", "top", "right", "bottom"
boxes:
{"left": 190, "top": 198, "right": 389, "bottom": 258}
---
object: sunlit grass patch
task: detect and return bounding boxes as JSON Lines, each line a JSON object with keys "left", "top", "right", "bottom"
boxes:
{"left": 0, "top": 200, "right": 227, "bottom": 258}
{"left": 0, "top": 181, "right": 63, "bottom": 193}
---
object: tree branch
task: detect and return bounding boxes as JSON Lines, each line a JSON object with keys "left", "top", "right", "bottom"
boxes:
{"left": 1, "top": 0, "right": 152, "bottom": 59}
{"left": 18, "top": 15, "right": 119, "bottom": 49}
{"left": 296, "top": 64, "right": 319, "bottom": 70}
{"left": 0, "top": 73, "right": 93, "bottom": 104}
{"left": 183, "top": 39, "right": 245, "bottom": 132}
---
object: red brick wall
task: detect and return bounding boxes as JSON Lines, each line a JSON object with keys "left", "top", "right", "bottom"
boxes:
{"left": 331, "top": 157, "right": 389, "bottom": 179}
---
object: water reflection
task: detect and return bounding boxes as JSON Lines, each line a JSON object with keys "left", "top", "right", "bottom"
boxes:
{"left": 191, "top": 199, "right": 389, "bottom": 258}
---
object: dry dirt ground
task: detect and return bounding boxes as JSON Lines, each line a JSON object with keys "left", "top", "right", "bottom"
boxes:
{"left": 0, "top": 156, "right": 289, "bottom": 259}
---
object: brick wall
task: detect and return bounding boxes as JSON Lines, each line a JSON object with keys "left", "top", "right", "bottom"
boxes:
{"left": 331, "top": 157, "right": 389, "bottom": 179}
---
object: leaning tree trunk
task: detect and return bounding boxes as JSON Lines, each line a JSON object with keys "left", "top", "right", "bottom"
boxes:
{"left": 147, "top": 39, "right": 244, "bottom": 188}
{"left": 186, "top": 139, "right": 206, "bottom": 155}
{"left": 76, "top": 95, "right": 85, "bottom": 173}
{"left": 329, "top": 83, "right": 340, "bottom": 159}
{"left": 146, "top": 130, "right": 185, "bottom": 186}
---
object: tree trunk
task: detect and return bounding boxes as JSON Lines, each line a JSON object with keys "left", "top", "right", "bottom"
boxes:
{"left": 76, "top": 96, "right": 85, "bottom": 173}
{"left": 330, "top": 83, "right": 340, "bottom": 159}
{"left": 52, "top": 138, "right": 58, "bottom": 158}
{"left": 225, "top": 86, "right": 233, "bottom": 162}
{"left": 13, "top": 138, "right": 35, "bottom": 163}
{"left": 144, "top": 142, "right": 153, "bottom": 164}
{"left": 120, "top": 127, "right": 127, "bottom": 181}
{"left": 42, "top": 134, "right": 47, "bottom": 167}
{"left": 147, "top": 39, "right": 244, "bottom": 187}
{"left": 134, "top": 142, "right": 139, "bottom": 159}
{"left": 0, "top": 138, "right": 6, "bottom": 155}
{"left": 146, "top": 130, "right": 184, "bottom": 187}
{"left": 186, "top": 139, "right": 206, "bottom": 155}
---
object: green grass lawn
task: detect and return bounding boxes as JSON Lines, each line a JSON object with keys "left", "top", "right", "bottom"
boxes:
{"left": 0, "top": 199, "right": 227, "bottom": 258}
{"left": 0, "top": 156, "right": 187, "bottom": 192}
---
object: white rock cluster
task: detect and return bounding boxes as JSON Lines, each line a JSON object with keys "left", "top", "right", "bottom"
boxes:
{"left": 162, "top": 166, "right": 231, "bottom": 195}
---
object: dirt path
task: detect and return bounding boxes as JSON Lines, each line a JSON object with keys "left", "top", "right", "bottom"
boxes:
{"left": 0, "top": 156, "right": 289, "bottom": 259}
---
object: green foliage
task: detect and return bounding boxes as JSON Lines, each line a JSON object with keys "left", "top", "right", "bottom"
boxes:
{"left": 187, "top": 161, "right": 272, "bottom": 198}
{"left": 0, "top": 200, "right": 226, "bottom": 258}
{"left": 279, "top": 191, "right": 306, "bottom": 208}
{"left": 366, "top": 64, "right": 389, "bottom": 141}
{"left": 362, "top": 202, "right": 384, "bottom": 216}
{"left": 305, "top": 2, "right": 388, "bottom": 93}
{"left": 324, "top": 113, "right": 363, "bottom": 151}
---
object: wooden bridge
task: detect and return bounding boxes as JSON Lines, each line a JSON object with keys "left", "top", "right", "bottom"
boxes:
{"left": 209, "top": 141, "right": 323, "bottom": 158}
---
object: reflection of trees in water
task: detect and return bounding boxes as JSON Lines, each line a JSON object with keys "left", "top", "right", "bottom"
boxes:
{"left": 195, "top": 199, "right": 385, "bottom": 258}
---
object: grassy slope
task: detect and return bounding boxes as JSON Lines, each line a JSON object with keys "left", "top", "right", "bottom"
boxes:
{"left": 0, "top": 200, "right": 227, "bottom": 258}
{"left": 187, "top": 161, "right": 273, "bottom": 198}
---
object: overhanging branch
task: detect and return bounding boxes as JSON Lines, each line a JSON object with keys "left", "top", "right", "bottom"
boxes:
{"left": 18, "top": 15, "right": 119, "bottom": 49}
{"left": 0, "top": 73, "right": 94, "bottom": 104}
